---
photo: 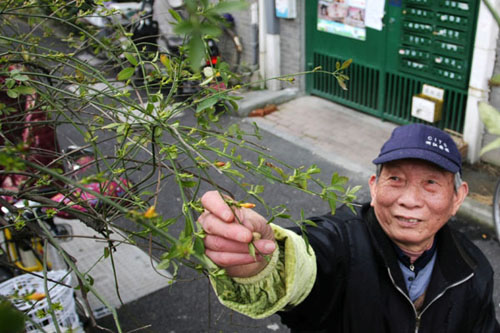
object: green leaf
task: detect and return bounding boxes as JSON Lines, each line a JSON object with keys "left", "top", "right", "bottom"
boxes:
{"left": 160, "top": 54, "right": 172, "bottom": 71}
{"left": 226, "top": 94, "right": 244, "bottom": 101}
{"left": 200, "top": 22, "right": 222, "bottom": 37}
{"left": 193, "top": 236, "right": 205, "bottom": 257}
{"left": 336, "top": 77, "right": 347, "bottom": 90}
{"left": 12, "top": 73, "right": 29, "bottom": 82}
{"left": 331, "top": 172, "right": 348, "bottom": 186}
{"left": 187, "top": 34, "right": 205, "bottom": 73}
{"left": 479, "top": 137, "right": 500, "bottom": 156}
{"left": 169, "top": 8, "right": 183, "bottom": 22}
{"left": 6, "top": 89, "right": 18, "bottom": 98}
{"left": 157, "top": 258, "right": 171, "bottom": 270}
{"left": 307, "top": 165, "right": 321, "bottom": 174}
{"left": 248, "top": 243, "right": 256, "bottom": 259}
{"left": 209, "top": 1, "right": 249, "bottom": 14}
{"left": 196, "top": 96, "right": 219, "bottom": 113}
{"left": 124, "top": 52, "right": 138, "bottom": 66}
{"left": 5, "top": 78, "right": 15, "bottom": 89}
{"left": 154, "top": 126, "right": 162, "bottom": 138}
{"left": 478, "top": 102, "right": 500, "bottom": 135}
{"left": 161, "top": 145, "right": 178, "bottom": 159}
{"left": 173, "top": 20, "right": 194, "bottom": 35}
{"left": 340, "top": 58, "right": 353, "bottom": 70}
{"left": 199, "top": 75, "right": 214, "bottom": 87}
{"left": 222, "top": 168, "right": 245, "bottom": 178}
{"left": 328, "top": 185, "right": 346, "bottom": 192}
{"left": 181, "top": 180, "right": 198, "bottom": 187}
{"left": 14, "top": 86, "right": 36, "bottom": 95}
{"left": 253, "top": 185, "right": 264, "bottom": 194}
{"left": 0, "top": 300, "right": 25, "bottom": 333}
{"left": 117, "top": 67, "right": 135, "bottom": 81}
{"left": 104, "top": 247, "right": 110, "bottom": 258}
{"left": 146, "top": 102, "right": 155, "bottom": 114}
{"left": 302, "top": 219, "right": 318, "bottom": 227}
{"left": 327, "top": 192, "right": 338, "bottom": 215}
{"left": 348, "top": 185, "right": 362, "bottom": 195}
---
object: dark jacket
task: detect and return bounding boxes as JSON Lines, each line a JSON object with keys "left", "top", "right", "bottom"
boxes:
{"left": 279, "top": 203, "right": 500, "bottom": 333}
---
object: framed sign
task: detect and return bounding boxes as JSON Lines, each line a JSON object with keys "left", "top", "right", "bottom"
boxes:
{"left": 317, "top": 0, "right": 366, "bottom": 40}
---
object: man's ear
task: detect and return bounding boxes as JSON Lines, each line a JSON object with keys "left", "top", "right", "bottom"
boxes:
{"left": 368, "top": 174, "right": 377, "bottom": 207}
{"left": 451, "top": 181, "right": 469, "bottom": 216}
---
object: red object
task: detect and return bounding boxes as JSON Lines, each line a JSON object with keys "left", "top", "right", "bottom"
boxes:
{"left": 0, "top": 64, "right": 133, "bottom": 219}
{"left": 49, "top": 178, "right": 131, "bottom": 218}
{"left": 208, "top": 56, "right": 218, "bottom": 66}
{"left": 0, "top": 65, "right": 62, "bottom": 207}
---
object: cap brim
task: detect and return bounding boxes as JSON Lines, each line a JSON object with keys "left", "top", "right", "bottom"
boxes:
{"left": 372, "top": 148, "right": 460, "bottom": 173}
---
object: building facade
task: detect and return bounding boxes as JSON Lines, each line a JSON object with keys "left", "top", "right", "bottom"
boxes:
{"left": 155, "top": 0, "right": 500, "bottom": 167}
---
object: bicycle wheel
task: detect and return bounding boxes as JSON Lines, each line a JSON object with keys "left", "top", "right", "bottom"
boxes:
{"left": 493, "top": 179, "right": 500, "bottom": 241}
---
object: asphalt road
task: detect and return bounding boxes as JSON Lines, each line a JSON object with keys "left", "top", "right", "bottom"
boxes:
{"left": 70, "top": 112, "right": 500, "bottom": 333}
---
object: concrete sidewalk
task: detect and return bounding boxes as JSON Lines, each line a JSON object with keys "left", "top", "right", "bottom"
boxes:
{"left": 236, "top": 90, "right": 495, "bottom": 230}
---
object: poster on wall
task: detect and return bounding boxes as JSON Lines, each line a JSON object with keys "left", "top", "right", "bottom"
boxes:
{"left": 317, "top": 0, "right": 366, "bottom": 40}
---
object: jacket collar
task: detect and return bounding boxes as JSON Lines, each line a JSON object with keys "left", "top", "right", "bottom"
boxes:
{"left": 361, "top": 203, "right": 476, "bottom": 298}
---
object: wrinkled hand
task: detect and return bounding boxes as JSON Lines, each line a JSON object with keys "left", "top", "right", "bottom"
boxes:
{"left": 198, "top": 191, "right": 276, "bottom": 278}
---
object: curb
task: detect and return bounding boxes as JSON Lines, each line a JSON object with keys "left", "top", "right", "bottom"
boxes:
{"left": 234, "top": 88, "right": 301, "bottom": 117}
{"left": 236, "top": 89, "right": 496, "bottom": 231}
{"left": 458, "top": 198, "right": 494, "bottom": 230}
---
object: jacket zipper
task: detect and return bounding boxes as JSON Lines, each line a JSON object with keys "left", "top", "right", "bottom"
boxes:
{"left": 386, "top": 267, "right": 474, "bottom": 333}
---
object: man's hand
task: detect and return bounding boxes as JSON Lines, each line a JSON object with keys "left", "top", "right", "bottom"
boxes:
{"left": 198, "top": 191, "right": 276, "bottom": 278}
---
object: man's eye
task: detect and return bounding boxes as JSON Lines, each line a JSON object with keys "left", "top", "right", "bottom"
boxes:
{"left": 427, "top": 179, "right": 437, "bottom": 185}
{"left": 389, "top": 176, "right": 400, "bottom": 181}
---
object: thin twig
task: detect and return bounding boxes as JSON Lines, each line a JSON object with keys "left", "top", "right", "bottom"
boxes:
{"left": 108, "top": 236, "right": 125, "bottom": 306}
{"left": 42, "top": 240, "right": 62, "bottom": 333}
{"left": 148, "top": 233, "right": 173, "bottom": 280}
{"left": 125, "top": 325, "right": 153, "bottom": 333}
{"left": 169, "top": 125, "right": 222, "bottom": 175}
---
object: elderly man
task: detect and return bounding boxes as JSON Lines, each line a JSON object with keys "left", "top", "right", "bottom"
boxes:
{"left": 198, "top": 124, "right": 500, "bottom": 332}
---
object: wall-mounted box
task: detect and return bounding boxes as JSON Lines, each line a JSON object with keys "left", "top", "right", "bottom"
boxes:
{"left": 276, "top": 0, "right": 297, "bottom": 19}
{"left": 411, "top": 94, "right": 443, "bottom": 122}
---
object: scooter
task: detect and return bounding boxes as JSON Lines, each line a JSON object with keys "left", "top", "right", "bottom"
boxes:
{"left": 81, "top": 0, "right": 224, "bottom": 97}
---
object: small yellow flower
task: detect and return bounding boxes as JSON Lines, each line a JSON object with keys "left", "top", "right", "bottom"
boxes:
{"left": 144, "top": 206, "right": 158, "bottom": 218}
{"left": 239, "top": 203, "right": 256, "bottom": 209}
{"left": 160, "top": 54, "right": 168, "bottom": 67}
{"left": 27, "top": 292, "right": 46, "bottom": 301}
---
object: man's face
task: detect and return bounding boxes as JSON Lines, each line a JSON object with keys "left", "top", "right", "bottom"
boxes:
{"left": 368, "top": 159, "right": 468, "bottom": 252}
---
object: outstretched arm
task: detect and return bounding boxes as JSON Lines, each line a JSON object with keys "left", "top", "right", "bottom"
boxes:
{"left": 198, "top": 191, "right": 318, "bottom": 319}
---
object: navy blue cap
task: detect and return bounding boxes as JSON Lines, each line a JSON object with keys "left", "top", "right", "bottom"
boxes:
{"left": 373, "top": 124, "right": 462, "bottom": 174}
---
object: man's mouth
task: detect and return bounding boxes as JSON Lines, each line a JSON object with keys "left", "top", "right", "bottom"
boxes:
{"left": 396, "top": 216, "right": 421, "bottom": 224}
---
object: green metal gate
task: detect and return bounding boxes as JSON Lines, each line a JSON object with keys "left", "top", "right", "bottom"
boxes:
{"left": 305, "top": 0, "right": 479, "bottom": 133}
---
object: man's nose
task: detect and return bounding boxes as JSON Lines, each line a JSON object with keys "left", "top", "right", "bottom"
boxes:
{"left": 397, "top": 183, "right": 424, "bottom": 208}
